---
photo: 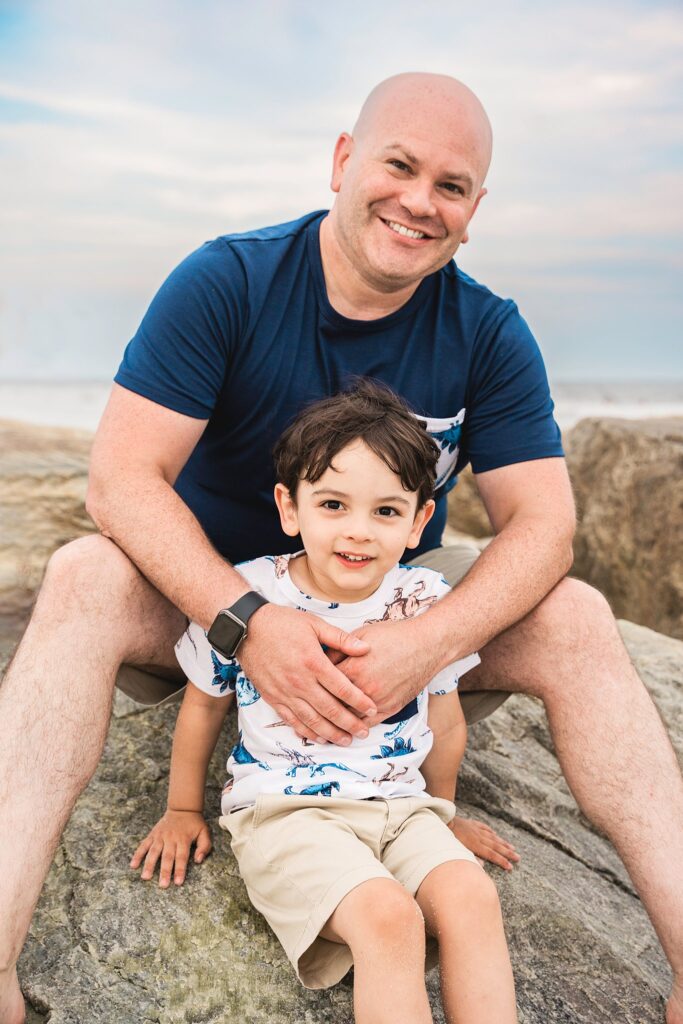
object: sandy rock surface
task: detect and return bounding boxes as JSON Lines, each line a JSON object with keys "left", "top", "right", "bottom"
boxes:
{"left": 2, "top": 620, "right": 677, "bottom": 1024}
{"left": 566, "top": 417, "right": 683, "bottom": 639}
{"left": 0, "top": 419, "right": 95, "bottom": 633}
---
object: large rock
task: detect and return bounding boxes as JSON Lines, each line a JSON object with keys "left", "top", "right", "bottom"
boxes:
{"left": 448, "top": 418, "right": 683, "bottom": 639}
{"left": 0, "top": 420, "right": 95, "bottom": 636}
{"left": 8, "top": 620, "right": 678, "bottom": 1024}
{"left": 566, "top": 417, "right": 683, "bottom": 639}
{"left": 446, "top": 465, "right": 491, "bottom": 538}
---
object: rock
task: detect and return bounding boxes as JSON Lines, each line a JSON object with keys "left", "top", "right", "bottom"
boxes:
{"left": 0, "top": 420, "right": 96, "bottom": 625}
{"left": 566, "top": 417, "right": 683, "bottom": 639}
{"left": 12, "top": 619, "right": 679, "bottom": 1023}
{"left": 446, "top": 465, "right": 491, "bottom": 538}
{"left": 447, "top": 418, "right": 683, "bottom": 639}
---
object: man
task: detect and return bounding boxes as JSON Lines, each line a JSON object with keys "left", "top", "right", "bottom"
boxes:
{"left": 0, "top": 73, "right": 681, "bottom": 1024}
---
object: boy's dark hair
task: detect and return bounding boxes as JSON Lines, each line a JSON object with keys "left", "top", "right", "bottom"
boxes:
{"left": 273, "top": 379, "right": 439, "bottom": 508}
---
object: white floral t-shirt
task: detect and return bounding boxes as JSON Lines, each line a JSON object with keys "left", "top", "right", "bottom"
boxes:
{"left": 175, "top": 554, "right": 480, "bottom": 813}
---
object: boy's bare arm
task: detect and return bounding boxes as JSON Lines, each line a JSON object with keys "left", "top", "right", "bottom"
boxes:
{"left": 130, "top": 682, "right": 232, "bottom": 887}
{"left": 422, "top": 691, "right": 467, "bottom": 802}
{"left": 424, "top": 691, "right": 520, "bottom": 871}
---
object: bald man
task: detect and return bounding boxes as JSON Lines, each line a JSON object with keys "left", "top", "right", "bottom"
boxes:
{"left": 1, "top": 74, "right": 682, "bottom": 1024}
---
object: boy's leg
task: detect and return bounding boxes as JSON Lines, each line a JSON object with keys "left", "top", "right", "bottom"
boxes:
{"left": 0, "top": 535, "right": 186, "bottom": 1024}
{"left": 320, "top": 877, "right": 432, "bottom": 1024}
{"left": 415, "top": 861, "right": 517, "bottom": 1024}
{"left": 419, "top": 546, "right": 683, "bottom": 1023}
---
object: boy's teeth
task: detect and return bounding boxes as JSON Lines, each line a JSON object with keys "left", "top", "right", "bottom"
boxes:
{"left": 340, "top": 554, "right": 368, "bottom": 561}
{"left": 387, "top": 220, "right": 426, "bottom": 239}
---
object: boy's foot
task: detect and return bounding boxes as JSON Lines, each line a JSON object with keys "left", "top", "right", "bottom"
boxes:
{"left": 0, "top": 967, "right": 26, "bottom": 1024}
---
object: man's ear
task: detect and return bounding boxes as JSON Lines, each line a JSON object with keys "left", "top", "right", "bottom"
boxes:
{"left": 405, "top": 499, "right": 436, "bottom": 549}
{"left": 330, "top": 132, "right": 353, "bottom": 193}
{"left": 460, "top": 187, "right": 487, "bottom": 245}
{"left": 274, "top": 483, "right": 300, "bottom": 537}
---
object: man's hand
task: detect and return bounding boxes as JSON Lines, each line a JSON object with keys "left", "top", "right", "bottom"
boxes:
{"left": 333, "top": 616, "right": 444, "bottom": 726}
{"left": 238, "top": 604, "right": 376, "bottom": 745}
{"left": 130, "top": 810, "right": 212, "bottom": 888}
{"left": 448, "top": 816, "right": 520, "bottom": 872}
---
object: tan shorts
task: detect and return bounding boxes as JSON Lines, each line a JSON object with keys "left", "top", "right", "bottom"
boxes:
{"left": 220, "top": 793, "right": 478, "bottom": 989}
{"left": 115, "top": 542, "right": 510, "bottom": 724}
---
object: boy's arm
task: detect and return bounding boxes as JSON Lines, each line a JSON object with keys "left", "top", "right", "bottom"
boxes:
{"left": 130, "top": 682, "right": 232, "bottom": 887}
{"left": 422, "top": 690, "right": 467, "bottom": 802}
{"left": 424, "top": 691, "right": 520, "bottom": 871}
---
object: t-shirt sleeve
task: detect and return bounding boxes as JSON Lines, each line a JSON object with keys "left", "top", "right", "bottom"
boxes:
{"left": 174, "top": 620, "right": 242, "bottom": 698}
{"left": 464, "top": 301, "right": 564, "bottom": 474}
{"left": 114, "top": 240, "right": 247, "bottom": 419}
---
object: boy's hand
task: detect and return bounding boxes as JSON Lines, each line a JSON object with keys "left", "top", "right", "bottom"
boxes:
{"left": 130, "top": 810, "right": 212, "bottom": 888}
{"left": 449, "top": 816, "right": 521, "bottom": 872}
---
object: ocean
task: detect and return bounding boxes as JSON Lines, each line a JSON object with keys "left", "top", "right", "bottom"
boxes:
{"left": 1, "top": 379, "right": 683, "bottom": 434}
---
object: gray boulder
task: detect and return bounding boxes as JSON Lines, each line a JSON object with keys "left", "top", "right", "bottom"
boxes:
{"left": 9, "top": 620, "right": 678, "bottom": 1024}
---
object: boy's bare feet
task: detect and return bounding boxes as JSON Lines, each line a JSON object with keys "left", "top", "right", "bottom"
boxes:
{"left": 449, "top": 816, "right": 520, "bottom": 871}
{"left": 0, "top": 967, "right": 26, "bottom": 1024}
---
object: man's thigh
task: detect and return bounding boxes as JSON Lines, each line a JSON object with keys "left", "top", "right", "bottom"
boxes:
{"left": 408, "top": 544, "right": 511, "bottom": 725}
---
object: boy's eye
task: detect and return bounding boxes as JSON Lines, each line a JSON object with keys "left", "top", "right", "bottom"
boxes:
{"left": 377, "top": 506, "right": 399, "bottom": 517}
{"left": 321, "top": 500, "right": 343, "bottom": 511}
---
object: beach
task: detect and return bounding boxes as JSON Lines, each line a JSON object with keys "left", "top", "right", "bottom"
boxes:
{"left": 1, "top": 379, "right": 683, "bottom": 433}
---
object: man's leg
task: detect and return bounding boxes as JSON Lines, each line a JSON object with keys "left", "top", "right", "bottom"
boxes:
{"left": 459, "top": 576, "right": 683, "bottom": 1024}
{"left": 0, "top": 535, "right": 186, "bottom": 1024}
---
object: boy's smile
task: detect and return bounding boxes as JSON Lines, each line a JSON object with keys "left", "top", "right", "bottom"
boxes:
{"left": 274, "top": 439, "right": 434, "bottom": 604}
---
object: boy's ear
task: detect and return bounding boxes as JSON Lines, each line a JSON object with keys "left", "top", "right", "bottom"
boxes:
{"left": 405, "top": 499, "right": 436, "bottom": 549}
{"left": 274, "top": 483, "right": 300, "bottom": 537}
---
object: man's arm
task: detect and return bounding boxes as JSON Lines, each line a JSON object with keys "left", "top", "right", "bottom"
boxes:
{"left": 86, "top": 384, "right": 374, "bottom": 742}
{"left": 340, "top": 456, "right": 575, "bottom": 717}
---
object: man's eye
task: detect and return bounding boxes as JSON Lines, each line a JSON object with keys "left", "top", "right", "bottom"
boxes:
{"left": 377, "top": 506, "right": 399, "bottom": 517}
{"left": 322, "top": 500, "right": 343, "bottom": 510}
{"left": 441, "top": 182, "right": 464, "bottom": 195}
{"left": 389, "top": 159, "right": 410, "bottom": 172}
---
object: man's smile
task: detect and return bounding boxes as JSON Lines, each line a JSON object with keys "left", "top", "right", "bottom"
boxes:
{"left": 379, "top": 217, "right": 438, "bottom": 241}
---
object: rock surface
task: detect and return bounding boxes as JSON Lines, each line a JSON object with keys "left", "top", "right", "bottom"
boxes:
{"left": 4, "top": 620, "right": 677, "bottom": 1024}
{"left": 566, "top": 417, "right": 683, "bottom": 640}
{"left": 0, "top": 420, "right": 95, "bottom": 635}
{"left": 447, "top": 417, "right": 683, "bottom": 639}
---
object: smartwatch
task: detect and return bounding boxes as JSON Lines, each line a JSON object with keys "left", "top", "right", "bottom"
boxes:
{"left": 207, "top": 591, "right": 269, "bottom": 659}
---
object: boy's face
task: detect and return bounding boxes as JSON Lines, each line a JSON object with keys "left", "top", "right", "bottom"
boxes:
{"left": 274, "top": 439, "right": 435, "bottom": 603}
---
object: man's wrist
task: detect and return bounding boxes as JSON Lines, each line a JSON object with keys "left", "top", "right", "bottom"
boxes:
{"left": 208, "top": 591, "right": 270, "bottom": 659}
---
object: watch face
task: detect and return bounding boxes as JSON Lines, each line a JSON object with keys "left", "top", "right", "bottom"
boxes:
{"left": 207, "top": 611, "right": 245, "bottom": 659}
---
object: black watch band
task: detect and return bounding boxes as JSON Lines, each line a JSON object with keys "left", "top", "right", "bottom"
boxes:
{"left": 207, "top": 591, "right": 269, "bottom": 660}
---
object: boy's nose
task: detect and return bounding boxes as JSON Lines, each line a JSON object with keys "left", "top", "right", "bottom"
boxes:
{"left": 343, "top": 517, "right": 374, "bottom": 542}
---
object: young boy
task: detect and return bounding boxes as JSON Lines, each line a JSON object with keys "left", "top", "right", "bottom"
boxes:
{"left": 131, "top": 380, "right": 518, "bottom": 1024}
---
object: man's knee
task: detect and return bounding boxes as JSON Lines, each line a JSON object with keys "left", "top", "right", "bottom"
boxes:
{"left": 41, "top": 535, "right": 140, "bottom": 615}
{"left": 530, "top": 576, "right": 614, "bottom": 643}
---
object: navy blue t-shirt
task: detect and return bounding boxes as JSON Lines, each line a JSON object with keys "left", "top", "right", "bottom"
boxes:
{"left": 115, "top": 210, "right": 563, "bottom": 563}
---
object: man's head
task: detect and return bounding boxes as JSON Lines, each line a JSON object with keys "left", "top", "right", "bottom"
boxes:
{"left": 272, "top": 379, "right": 438, "bottom": 602}
{"left": 327, "top": 72, "right": 492, "bottom": 294}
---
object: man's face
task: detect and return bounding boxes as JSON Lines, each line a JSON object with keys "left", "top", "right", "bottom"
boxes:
{"left": 274, "top": 440, "right": 434, "bottom": 604}
{"left": 329, "top": 123, "right": 487, "bottom": 293}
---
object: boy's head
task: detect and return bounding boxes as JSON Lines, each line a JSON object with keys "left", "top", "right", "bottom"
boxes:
{"left": 272, "top": 379, "right": 439, "bottom": 602}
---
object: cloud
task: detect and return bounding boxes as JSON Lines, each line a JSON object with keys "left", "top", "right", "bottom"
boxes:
{"left": 1, "top": 0, "right": 682, "bottom": 379}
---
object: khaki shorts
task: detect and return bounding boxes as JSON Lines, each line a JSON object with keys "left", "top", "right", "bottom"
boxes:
{"left": 115, "top": 542, "right": 510, "bottom": 724}
{"left": 220, "top": 793, "right": 478, "bottom": 989}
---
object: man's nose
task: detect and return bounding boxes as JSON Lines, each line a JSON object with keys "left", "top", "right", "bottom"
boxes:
{"left": 399, "top": 178, "right": 437, "bottom": 220}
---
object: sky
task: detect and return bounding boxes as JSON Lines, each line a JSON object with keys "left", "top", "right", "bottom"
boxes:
{"left": 0, "top": 0, "right": 682, "bottom": 382}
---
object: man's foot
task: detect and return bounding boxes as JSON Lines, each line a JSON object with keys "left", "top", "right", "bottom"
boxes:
{"left": 667, "top": 981, "right": 683, "bottom": 1024}
{"left": 0, "top": 967, "right": 26, "bottom": 1024}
